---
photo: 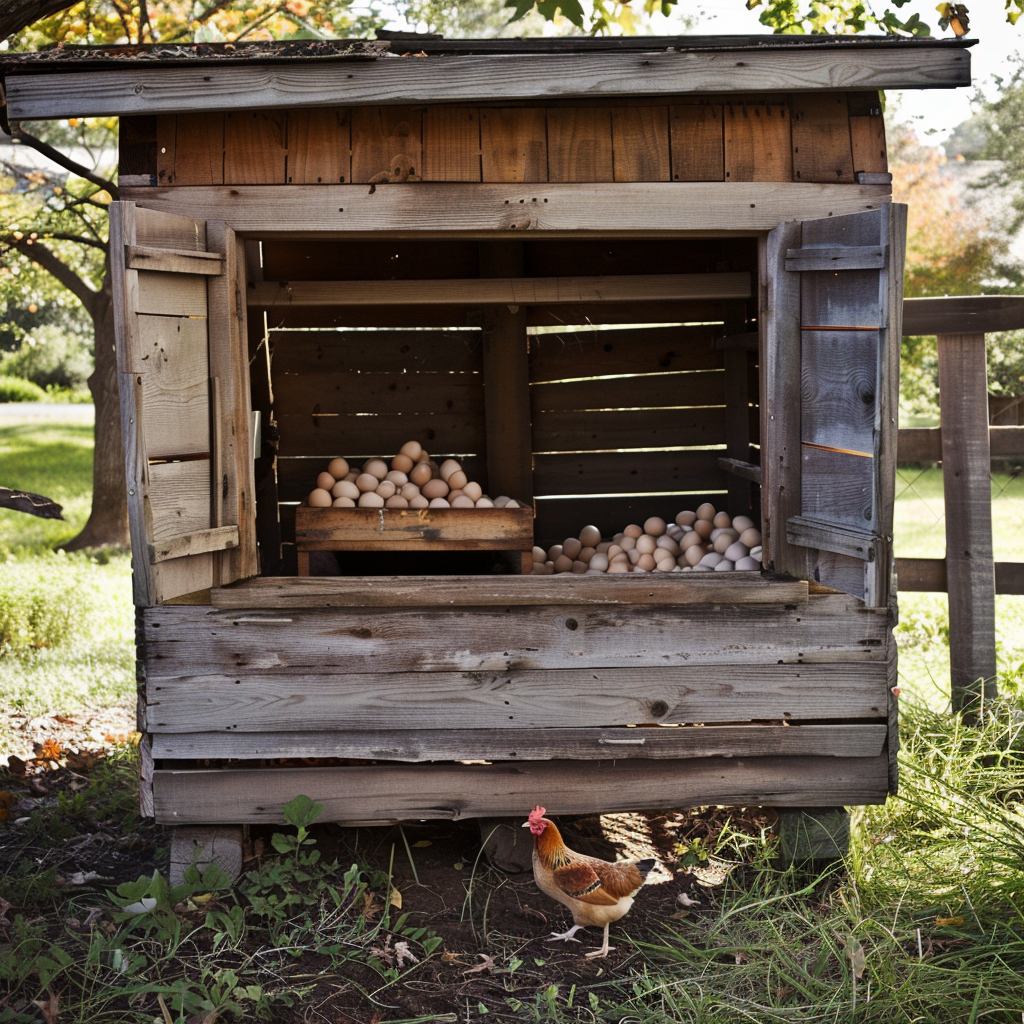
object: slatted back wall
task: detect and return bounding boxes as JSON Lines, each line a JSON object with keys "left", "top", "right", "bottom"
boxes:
{"left": 272, "top": 328, "right": 486, "bottom": 538}
{"left": 530, "top": 324, "right": 731, "bottom": 544}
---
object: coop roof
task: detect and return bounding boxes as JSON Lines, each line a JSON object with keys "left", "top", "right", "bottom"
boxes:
{"left": 1, "top": 34, "right": 973, "bottom": 121}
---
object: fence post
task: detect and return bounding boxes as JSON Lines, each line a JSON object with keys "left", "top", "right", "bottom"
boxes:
{"left": 936, "top": 332, "right": 997, "bottom": 718}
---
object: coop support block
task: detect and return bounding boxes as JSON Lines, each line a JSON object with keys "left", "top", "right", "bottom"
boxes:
{"left": 774, "top": 807, "right": 850, "bottom": 866}
{"left": 168, "top": 825, "right": 244, "bottom": 886}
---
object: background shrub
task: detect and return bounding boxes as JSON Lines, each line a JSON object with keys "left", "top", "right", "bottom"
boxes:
{"left": 0, "top": 554, "right": 94, "bottom": 654}
{"left": 0, "top": 375, "right": 47, "bottom": 402}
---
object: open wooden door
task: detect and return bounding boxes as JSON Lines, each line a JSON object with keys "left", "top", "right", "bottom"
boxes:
{"left": 110, "top": 202, "right": 257, "bottom": 605}
{"left": 763, "top": 204, "right": 906, "bottom": 607}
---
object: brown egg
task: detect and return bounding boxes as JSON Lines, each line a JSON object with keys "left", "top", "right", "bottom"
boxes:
{"left": 579, "top": 547, "right": 596, "bottom": 563}
{"left": 684, "top": 544, "right": 705, "bottom": 566}
{"left": 713, "top": 531, "right": 739, "bottom": 554}
{"left": 410, "top": 463, "right": 433, "bottom": 487}
{"left": 608, "top": 559, "right": 631, "bottom": 574}
{"left": 332, "top": 496, "right": 356, "bottom": 507}
{"left": 308, "top": 488, "right": 333, "bottom": 507}
{"left": 533, "top": 546, "right": 547, "bottom": 563}
{"left": 439, "top": 459, "right": 462, "bottom": 482}
{"left": 636, "top": 535, "right": 657, "bottom": 555}
{"left": 570, "top": 560, "right": 586, "bottom": 574}
{"left": 548, "top": 545, "right": 564, "bottom": 561}
{"left": 356, "top": 473, "right": 379, "bottom": 493}
{"left": 733, "top": 516, "right": 755, "bottom": 533}
{"left": 656, "top": 535, "right": 680, "bottom": 556}
{"left": 385, "top": 470, "right": 408, "bottom": 486}
{"left": 620, "top": 536, "right": 637, "bottom": 552}
{"left": 317, "top": 471, "right": 336, "bottom": 491}
{"left": 693, "top": 519, "right": 714, "bottom": 540}
{"left": 392, "top": 453, "right": 414, "bottom": 473}
{"left": 624, "top": 524, "right": 643, "bottom": 539}
{"left": 385, "top": 495, "right": 409, "bottom": 508}
{"left": 713, "top": 511, "right": 732, "bottom": 530}
{"left": 475, "top": 497, "right": 494, "bottom": 507}
{"left": 332, "top": 480, "right": 359, "bottom": 500}
{"left": 363, "top": 458, "right": 388, "bottom": 480}
{"left": 463, "top": 481, "right": 483, "bottom": 502}
{"left": 375, "top": 480, "right": 397, "bottom": 499}
{"left": 579, "top": 525, "right": 602, "bottom": 548}
{"left": 627, "top": 548, "right": 641, "bottom": 565}
{"left": 358, "top": 491, "right": 385, "bottom": 507}
{"left": 448, "top": 489, "right": 465, "bottom": 501}
{"left": 681, "top": 531, "right": 704, "bottom": 551}
{"left": 417, "top": 450, "right": 431, "bottom": 463}
{"left": 426, "top": 459, "right": 439, "bottom": 476}
{"left": 637, "top": 552, "right": 656, "bottom": 571}
{"left": 409, "top": 495, "right": 430, "bottom": 509}
{"left": 644, "top": 516, "right": 667, "bottom": 537}
{"left": 596, "top": 542, "right": 612, "bottom": 554}
{"left": 676, "top": 510, "right": 697, "bottom": 527}
{"left": 607, "top": 544, "right": 624, "bottom": 559}
{"left": 695, "top": 502, "right": 717, "bottom": 521}
{"left": 740, "top": 527, "right": 762, "bottom": 548}
{"left": 451, "top": 495, "right": 475, "bottom": 508}
{"left": 554, "top": 554, "right": 574, "bottom": 573}
{"left": 328, "top": 458, "right": 349, "bottom": 479}
{"left": 400, "top": 482, "right": 421, "bottom": 501}
{"left": 655, "top": 550, "right": 676, "bottom": 570}
{"left": 422, "top": 478, "right": 449, "bottom": 499}
{"left": 400, "top": 440, "right": 423, "bottom": 461}
{"left": 562, "top": 537, "right": 583, "bottom": 560}
{"left": 448, "top": 470, "right": 468, "bottom": 491}
{"left": 344, "top": 471, "right": 359, "bottom": 482}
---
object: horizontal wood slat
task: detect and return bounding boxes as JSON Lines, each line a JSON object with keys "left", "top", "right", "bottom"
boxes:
{"left": 122, "top": 182, "right": 893, "bottom": 235}
{"left": 151, "top": 753, "right": 891, "bottom": 824}
{"left": 136, "top": 270, "right": 208, "bottom": 317}
{"left": 787, "top": 515, "right": 883, "bottom": 562}
{"left": 897, "top": 426, "right": 1024, "bottom": 462}
{"left": 718, "top": 457, "right": 763, "bottom": 484}
{"left": 127, "top": 244, "right": 224, "bottom": 275}
{"left": 210, "top": 573, "right": 808, "bottom": 609}
{"left": 533, "top": 449, "right": 725, "bottom": 496}
{"left": 532, "top": 407, "right": 727, "bottom": 453}
{"left": 902, "top": 296, "right": 1024, "bottom": 336}
{"left": 149, "top": 525, "right": 239, "bottom": 564}
{"left": 270, "top": 329, "right": 483, "bottom": 374}
{"left": 531, "top": 370, "right": 724, "bottom": 414}
{"left": 147, "top": 459, "right": 211, "bottom": 543}
{"left": 251, "top": 272, "right": 751, "bottom": 307}
{"left": 785, "top": 245, "right": 886, "bottom": 271}
{"left": 151, "top": 722, "right": 886, "bottom": 762}
{"left": 896, "top": 557, "right": 1024, "bottom": 596}
{"left": 144, "top": 594, "right": 888, "bottom": 681}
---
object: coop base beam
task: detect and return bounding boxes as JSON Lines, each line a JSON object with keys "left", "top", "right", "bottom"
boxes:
{"left": 5, "top": 47, "right": 970, "bottom": 120}
{"left": 151, "top": 754, "right": 890, "bottom": 825}
{"left": 250, "top": 272, "right": 750, "bottom": 307}
{"left": 896, "top": 558, "right": 1024, "bottom": 596}
{"left": 151, "top": 723, "right": 886, "bottom": 762}
{"left": 717, "top": 457, "right": 763, "bottom": 485}
{"left": 897, "top": 426, "right": 1024, "bottom": 463}
{"left": 120, "top": 182, "right": 893, "bottom": 236}
{"left": 210, "top": 572, "right": 807, "bottom": 608}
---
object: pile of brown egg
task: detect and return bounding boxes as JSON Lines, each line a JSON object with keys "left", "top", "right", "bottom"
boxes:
{"left": 306, "top": 440, "right": 525, "bottom": 510}
{"left": 530, "top": 502, "right": 762, "bottom": 575}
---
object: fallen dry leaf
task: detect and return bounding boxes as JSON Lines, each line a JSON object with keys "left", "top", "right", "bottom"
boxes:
{"left": 32, "top": 992, "right": 59, "bottom": 1024}
{"left": 677, "top": 892, "right": 702, "bottom": 907}
{"left": 394, "top": 940, "right": 419, "bottom": 966}
{"left": 935, "top": 916, "right": 965, "bottom": 928}
{"left": 463, "top": 954, "right": 496, "bottom": 975}
{"left": 34, "top": 739, "right": 63, "bottom": 762}
{"left": 6, "top": 756, "right": 27, "bottom": 777}
{"left": 389, "top": 888, "right": 402, "bottom": 909}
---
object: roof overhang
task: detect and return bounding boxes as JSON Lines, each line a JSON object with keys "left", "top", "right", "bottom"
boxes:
{"left": 2, "top": 36, "right": 972, "bottom": 121}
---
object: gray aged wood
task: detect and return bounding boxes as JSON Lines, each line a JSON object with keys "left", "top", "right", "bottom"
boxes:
{"left": 151, "top": 723, "right": 888, "bottom": 762}
{"left": 902, "top": 295, "right": 1024, "bottom": 336}
{"left": 937, "top": 332, "right": 997, "bottom": 716}
{"left": 774, "top": 807, "right": 850, "bottom": 864}
{"left": 169, "top": 826, "right": 244, "bottom": 886}
{"left": 717, "top": 458, "right": 763, "bottom": 485}
{"left": 121, "top": 182, "right": 892, "bottom": 235}
{"left": 896, "top": 558, "right": 1024, "bottom": 596}
{"left": 210, "top": 573, "right": 809, "bottom": 608}
{"left": 6, "top": 48, "right": 970, "bottom": 120}
{"left": 898, "top": 424, "right": 1024, "bottom": 462}
{"left": 152, "top": 754, "right": 891, "bottom": 824}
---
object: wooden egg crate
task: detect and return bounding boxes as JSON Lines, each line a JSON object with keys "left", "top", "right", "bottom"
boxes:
{"left": 294, "top": 505, "right": 535, "bottom": 575}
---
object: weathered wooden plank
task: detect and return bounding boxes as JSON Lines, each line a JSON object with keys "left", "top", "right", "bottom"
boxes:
{"left": 902, "top": 296, "right": 1024, "bottom": 336}
{"left": 422, "top": 107, "right": 481, "bottom": 182}
{"left": 252, "top": 272, "right": 749, "bottom": 308}
{"left": 612, "top": 106, "right": 670, "bottom": 181}
{"left": 938, "top": 332, "right": 997, "bottom": 715}
{"left": 287, "top": 107, "right": 351, "bottom": 184}
{"left": 261, "top": 238, "right": 480, "bottom": 282}
{"left": 147, "top": 459, "right": 211, "bottom": 542}
{"left": 850, "top": 110, "right": 888, "bottom": 176}
{"left": 529, "top": 324, "right": 720, "bottom": 382}
{"left": 149, "top": 525, "right": 239, "bottom": 564}
{"left": 223, "top": 110, "right": 287, "bottom": 184}
{"left": 787, "top": 516, "right": 882, "bottom": 562}
{"left": 724, "top": 101, "right": 792, "bottom": 182}
{"left": 547, "top": 107, "right": 614, "bottom": 182}
{"left": 270, "top": 328, "right": 483, "bottom": 375}
{"left": 799, "top": 446, "right": 874, "bottom": 531}
{"left": 669, "top": 103, "right": 723, "bottom": 181}
{"left": 897, "top": 558, "right": 1024, "bottom": 596}
{"left": 169, "top": 112, "right": 223, "bottom": 186}
{"left": 350, "top": 105, "right": 423, "bottom": 183}
{"left": 152, "top": 722, "right": 886, "bottom": 762}
{"left": 211, "top": 572, "right": 808, "bottom": 609}
{"left": 127, "top": 245, "right": 223, "bottom": 276}
{"left": 898, "top": 425, "right": 1024, "bottom": 462}
{"left": 275, "top": 411, "right": 486, "bottom": 458}
{"left": 718, "top": 457, "right": 762, "bottom": 485}
{"left": 532, "top": 369, "right": 725, "bottom": 414}
{"left": 790, "top": 93, "right": 854, "bottom": 183}
{"left": 145, "top": 594, "right": 888, "bottom": 682}
{"left": 146, "top": 660, "right": 887, "bottom": 734}
{"left": 532, "top": 406, "right": 726, "bottom": 454}
{"left": 272, "top": 369, "right": 484, "bottom": 416}
{"left": 135, "top": 271, "right": 208, "bottom": 318}
{"left": 8, "top": 48, "right": 971, "bottom": 120}
{"left": 151, "top": 753, "right": 891, "bottom": 825}
{"left": 134, "top": 205, "right": 207, "bottom": 251}
{"left": 533, "top": 449, "right": 725, "bottom": 496}
{"left": 785, "top": 246, "right": 886, "bottom": 272}
{"left": 480, "top": 108, "right": 547, "bottom": 183}
{"left": 124, "top": 182, "right": 891, "bottom": 234}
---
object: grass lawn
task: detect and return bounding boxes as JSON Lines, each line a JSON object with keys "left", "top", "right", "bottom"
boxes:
{"left": 2, "top": 412, "right": 1023, "bottom": 1022}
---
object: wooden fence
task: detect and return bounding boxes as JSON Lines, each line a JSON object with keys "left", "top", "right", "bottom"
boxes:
{"left": 897, "top": 295, "right": 1024, "bottom": 715}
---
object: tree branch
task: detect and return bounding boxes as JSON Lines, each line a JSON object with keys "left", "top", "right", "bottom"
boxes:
{"left": 42, "top": 232, "right": 109, "bottom": 252}
{"left": 9, "top": 127, "right": 120, "bottom": 200}
{"left": 5, "top": 238, "right": 101, "bottom": 318}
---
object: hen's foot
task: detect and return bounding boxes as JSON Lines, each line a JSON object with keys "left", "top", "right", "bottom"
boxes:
{"left": 547, "top": 925, "right": 584, "bottom": 943}
{"left": 584, "top": 944, "right": 614, "bottom": 959}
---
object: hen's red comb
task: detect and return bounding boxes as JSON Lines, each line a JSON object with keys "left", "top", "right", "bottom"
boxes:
{"left": 528, "top": 805, "right": 546, "bottom": 824}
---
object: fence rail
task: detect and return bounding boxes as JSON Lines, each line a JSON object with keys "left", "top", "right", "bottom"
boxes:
{"left": 896, "top": 296, "right": 1024, "bottom": 715}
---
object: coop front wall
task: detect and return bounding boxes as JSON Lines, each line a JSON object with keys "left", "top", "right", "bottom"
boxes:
{"left": 142, "top": 587, "right": 894, "bottom": 824}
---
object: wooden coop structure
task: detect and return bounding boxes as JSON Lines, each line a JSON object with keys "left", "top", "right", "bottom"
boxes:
{"left": 3, "top": 35, "right": 971, "bottom": 858}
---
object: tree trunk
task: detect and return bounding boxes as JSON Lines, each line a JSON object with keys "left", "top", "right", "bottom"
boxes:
{"left": 62, "top": 269, "right": 130, "bottom": 551}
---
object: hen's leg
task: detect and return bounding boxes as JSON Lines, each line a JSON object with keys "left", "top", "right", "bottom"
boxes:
{"left": 547, "top": 924, "right": 584, "bottom": 943}
{"left": 584, "top": 923, "right": 614, "bottom": 959}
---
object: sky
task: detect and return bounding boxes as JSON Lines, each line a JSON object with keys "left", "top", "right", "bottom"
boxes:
{"left": 640, "top": 0, "right": 1024, "bottom": 145}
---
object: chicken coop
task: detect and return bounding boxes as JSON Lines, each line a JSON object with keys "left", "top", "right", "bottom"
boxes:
{"left": 3, "top": 33, "right": 971, "bottom": 866}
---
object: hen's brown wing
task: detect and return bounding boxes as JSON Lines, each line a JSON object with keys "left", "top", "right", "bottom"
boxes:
{"left": 550, "top": 860, "right": 620, "bottom": 906}
{"left": 592, "top": 859, "right": 648, "bottom": 900}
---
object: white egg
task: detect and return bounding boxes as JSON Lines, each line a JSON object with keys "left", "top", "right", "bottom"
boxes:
{"left": 332, "top": 496, "right": 356, "bottom": 507}
{"left": 493, "top": 496, "right": 511, "bottom": 508}
{"left": 620, "top": 536, "right": 637, "bottom": 552}
{"left": 475, "top": 497, "right": 494, "bottom": 508}
{"left": 750, "top": 546, "right": 763, "bottom": 559}
{"left": 725, "top": 541, "right": 749, "bottom": 562}
{"left": 308, "top": 488, "right": 332, "bottom": 507}
{"left": 363, "top": 459, "right": 388, "bottom": 480}
{"left": 627, "top": 548, "right": 641, "bottom": 565}
{"left": 358, "top": 491, "right": 385, "bottom": 507}
{"left": 448, "top": 489, "right": 465, "bottom": 501}
{"left": 451, "top": 495, "right": 475, "bottom": 508}
{"left": 656, "top": 535, "right": 680, "bottom": 556}
{"left": 590, "top": 553, "right": 609, "bottom": 572}
{"left": 333, "top": 480, "right": 360, "bottom": 500}
{"left": 714, "top": 559, "right": 735, "bottom": 572}
{"left": 505, "top": 500, "right": 520, "bottom": 508}
{"left": 428, "top": 497, "right": 451, "bottom": 508}
{"left": 732, "top": 516, "right": 755, "bottom": 532}
{"left": 691, "top": 564, "right": 712, "bottom": 571}
{"left": 699, "top": 551, "right": 723, "bottom": 568}
{"left": 400, "top": 483, "right": 422, "bottom": 501}
{"left": 735, "top": 556, "right": 761, "bottom": 570}
{"left": 385, "top": 470, "right": 408, "bottom": 486}
{"left": 579, "top": 525, "right": 601, "bottom": 548}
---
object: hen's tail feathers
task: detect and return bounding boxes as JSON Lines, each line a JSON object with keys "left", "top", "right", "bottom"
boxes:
{"left": 635, "top": 858, "right": 657, "bottom": 880}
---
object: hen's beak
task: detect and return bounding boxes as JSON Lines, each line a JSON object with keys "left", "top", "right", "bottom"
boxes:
{"left": 521, "top": 822, "right": 531, "bottom": 828}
